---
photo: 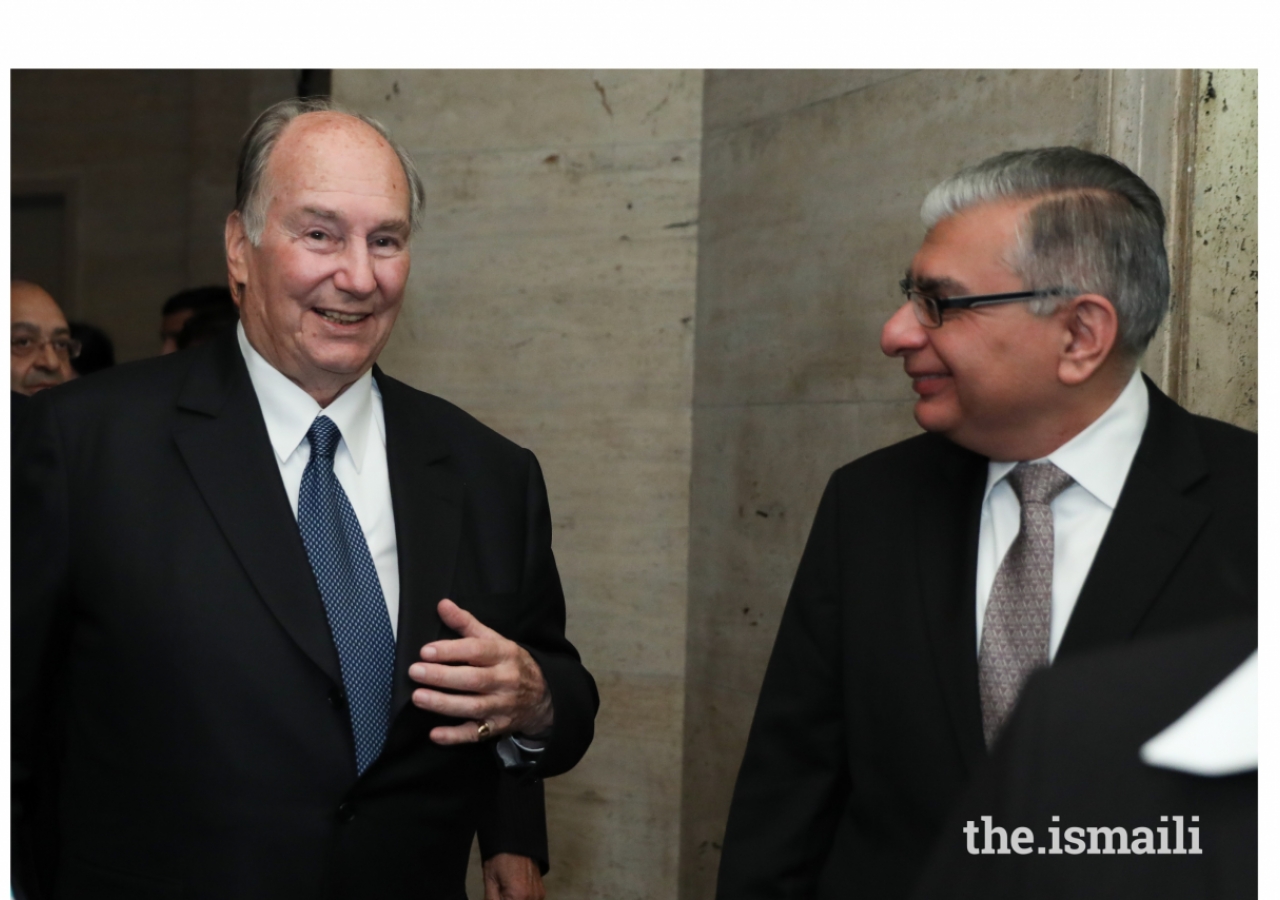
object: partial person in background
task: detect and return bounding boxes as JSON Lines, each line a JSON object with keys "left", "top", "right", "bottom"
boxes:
{"left": 159, "top": 285, "right": 237, "bottom": 354}
{"left": 716, "top": 148, "right": 1256, "bottom": 899}
{"left": 176, "top": 303, "right": 240, "bottom": 350}
{"left": 68, "top": 322, "right": 116, "bottom": 377}
{"left": 11, "top": 280, "right": 76, "bottom": 396}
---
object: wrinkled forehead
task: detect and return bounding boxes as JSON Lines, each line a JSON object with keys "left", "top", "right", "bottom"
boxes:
{"left": 265, "top": 112, "right": 409, "bottom": 203}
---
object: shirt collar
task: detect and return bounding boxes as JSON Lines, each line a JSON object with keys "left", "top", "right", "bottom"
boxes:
{"left": 236, "top": 322, "right": 377, "bottom": 471}
{"left": 985, "top": 368, "right": 1149, "bottom": 509}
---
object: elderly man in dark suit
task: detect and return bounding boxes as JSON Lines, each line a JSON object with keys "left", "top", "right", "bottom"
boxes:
{"left": 13, "top": 98, "right": 596, "bottom": 900}
{"left": 716, "top": 148, "right": 1256, "bottom": 899}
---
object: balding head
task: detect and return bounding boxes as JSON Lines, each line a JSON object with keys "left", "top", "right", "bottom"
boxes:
{"left": 234, "top": 98, "right": 425, "bottom": 247}
{"left": 11, "top": 281, "right": 75, "bottom": 395}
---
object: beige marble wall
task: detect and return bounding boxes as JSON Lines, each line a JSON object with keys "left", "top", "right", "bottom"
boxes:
{"left": 333, "top": 70, "right": 703, "bottom": 900}
{"left": 682, "top": 69, "right": 1116, "bottom": 899}
{"left": 10, "top": 70, "right": 297, "bottom": 362}
{"left": 1182, "top": 70, "right": 1258, "bottom": 430}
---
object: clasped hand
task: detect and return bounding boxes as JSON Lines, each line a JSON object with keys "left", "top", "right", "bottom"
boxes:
{"left": 409, "top": 599, "right": 554, "bottom": 744}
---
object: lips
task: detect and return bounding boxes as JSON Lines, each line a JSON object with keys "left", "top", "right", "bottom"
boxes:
{"left": 314, "top": 308, "right": 370, "bottom": 325}
{"left": 907, "top": 371, "right": 951, "bottom": 396}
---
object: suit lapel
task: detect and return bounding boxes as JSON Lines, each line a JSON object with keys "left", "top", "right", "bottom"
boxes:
{"left": 376, "top": 370, "right": 467, "bottom": 719}
{"left": 173, "top": 335, "right": 342, "bottom": 686}
{"left": 1057, "top": 379, "right": 1211, "bottom": 658}
{"left": 916, "top": 439, "right": 989, "bottom": 773}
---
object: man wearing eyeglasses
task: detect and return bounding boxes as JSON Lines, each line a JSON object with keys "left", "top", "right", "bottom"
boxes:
{"left": 11, "top": 281, "right": 78, "bottom": 396}
{"left": 717, "top": 148, "right": 1256, "bottom": 899}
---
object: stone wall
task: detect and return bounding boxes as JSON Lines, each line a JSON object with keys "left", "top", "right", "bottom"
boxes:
{"left": 333, "top": 70, "right": 703, "bottom": 900}
{"left": 1182, "top": 69, "right": 1258, "bottom": 430}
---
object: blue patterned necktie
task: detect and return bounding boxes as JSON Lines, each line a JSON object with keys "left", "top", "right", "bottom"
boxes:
{"left": 297, "top": 415, "right": 396, "bottom": 775}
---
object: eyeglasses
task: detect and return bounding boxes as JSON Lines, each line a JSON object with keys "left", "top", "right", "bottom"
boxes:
{"left": 11, "top": 335, "right": 83, "bottom": 360}
{"left": 898, "top": 278, "right": 1069, "bottom": 329}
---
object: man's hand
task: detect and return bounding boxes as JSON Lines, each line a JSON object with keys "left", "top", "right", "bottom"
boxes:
{"left": 409, "top": 599, "right": 554, "bottom": 745}
{"left": 483, "top": 853, "right": 545, "bottom": 900}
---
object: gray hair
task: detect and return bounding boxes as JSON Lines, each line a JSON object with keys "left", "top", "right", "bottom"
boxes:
{"left": 920, "top": 147, "right": 1169, "bottom": 357}
{"left": 234, "top": 97, "right": 426, "bottom": 245}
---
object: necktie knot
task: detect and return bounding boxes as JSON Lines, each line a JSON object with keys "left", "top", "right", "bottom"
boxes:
{"left": 1006, "top": 461, "right": 1073, "bottom": 507}
{"left": 307, "top": 416, "right": 342, "bottom": 462}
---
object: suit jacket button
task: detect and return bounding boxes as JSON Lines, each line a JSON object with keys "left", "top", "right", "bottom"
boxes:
{"left": 329, "top": 688, "right": 346, "bottom": 710}
{"left": 337, "top": 802, "right": 356, "bottom": 823}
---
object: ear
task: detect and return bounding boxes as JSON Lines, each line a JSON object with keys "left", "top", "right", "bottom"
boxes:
{"left": 1056, "top": 293, "right": 1120, "bottom": 386}
{"left": 225, "top": 211, "right": 250, "bottom": 306}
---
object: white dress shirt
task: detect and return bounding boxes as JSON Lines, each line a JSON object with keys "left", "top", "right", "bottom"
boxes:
{"left": 237, "top": 325, "right": 544, "bottom": 759}
{"left": 237, "top": 324, "right": 401, "bottom": 637}
{"left": 976, "top": 368, "right": 1149, "bottom": 660}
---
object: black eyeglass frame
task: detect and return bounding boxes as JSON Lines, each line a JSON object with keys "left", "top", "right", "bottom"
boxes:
{"left": 898, "top": 278, "right": 1071, "bottom": 329}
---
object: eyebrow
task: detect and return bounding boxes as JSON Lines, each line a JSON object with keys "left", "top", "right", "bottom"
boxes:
{"left": 903, "top": 269, "right": 970, "bottom": 297}
{"left": 297, "top": 206, "right": 411, "bottom": 236}
{"left": 11, "top": 321, "right": 70, "bottom": 336}
{"left": 300, "top": 206, "right": 340, "bottom": 221}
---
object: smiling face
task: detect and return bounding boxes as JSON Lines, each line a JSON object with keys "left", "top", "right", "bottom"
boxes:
{"left": 880, "top": 200, "right": 1071, "bottom": 459}
{"left": 226, "top": 112, "right": 412, "bottom": 406}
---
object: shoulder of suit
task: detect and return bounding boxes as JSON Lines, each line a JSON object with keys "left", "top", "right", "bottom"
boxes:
{"left": 1147, "top": 375, "right": 1256, "bottom": 460}
{"left": 374, "top": 370, "right": 528, "bottom": 457}
{"left": 1184, "top": 406, "right": 1257, "bottom": 454}
{"left": 831, "top": 429, "right": 969, "bottom": 483}
{"left": 30, "top": 346, "right": 198, "bottom": 420}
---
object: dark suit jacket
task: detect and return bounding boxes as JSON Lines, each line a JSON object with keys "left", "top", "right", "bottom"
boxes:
{"left": 715, "top": 379, "right": 1256, "bottom": 900}
{"left": 12, "top": 389, "right": 32, "bottom": 439}
{"left": 910, "top": 617, "right": 1257, "bottom": 900}
{"left": 12, "top": 332, "right": 598, "bottom": 900}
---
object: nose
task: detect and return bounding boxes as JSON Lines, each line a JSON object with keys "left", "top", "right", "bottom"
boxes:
{"left": 333, "top": 240, "right": 378, "bottom": 297}
{"left": 880, "top": 302, "right": 929, "bottom": 358}
{"left": 35, "top": 339, "right": 62, "bottom": 371}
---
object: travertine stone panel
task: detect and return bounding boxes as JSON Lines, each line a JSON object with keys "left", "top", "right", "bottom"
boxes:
{"left": 695, "top": 69, "right": 1103, "bottom": 408}
{"left": 466, "top": 407, "right": 693, "bottom": 678}
{"left": 335, "top": 70, "right": 701, "bottom": 900}
{"left": 684, "top": 69, "right": 1108, "bottom": 899}
{"left": 704, "top": 70, "right": 911, "bottom": 131}
{"left": 342, "top": 70, "right": 701, "bottom": 153}
{"left": 544, "top": 671, "right": 685, "bottom": 898}
{"left": 1184, "top": 70, "right": 1257, "bottom": 431}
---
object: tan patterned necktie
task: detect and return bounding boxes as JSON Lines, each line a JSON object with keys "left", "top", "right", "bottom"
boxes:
{"left": 978, "top": 461, "right": 1075, "bottom": 748}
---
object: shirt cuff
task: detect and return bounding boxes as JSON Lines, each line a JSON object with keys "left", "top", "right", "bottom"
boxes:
{"left": 496, "top": 734, "right": 547, "bottom": 768}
